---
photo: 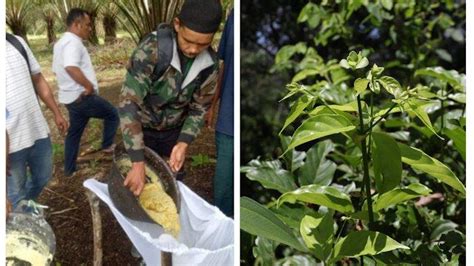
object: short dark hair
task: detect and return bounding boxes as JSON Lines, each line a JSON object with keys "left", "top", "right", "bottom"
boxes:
{"left": 66, "top": 8, "right": 89, "bottom": 27}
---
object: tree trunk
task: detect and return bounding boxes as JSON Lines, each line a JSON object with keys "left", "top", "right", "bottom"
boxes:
{"left": 103, "top": 15, "right": 117, "bottom": 43}
{"left": 88, "top": 12, "right": 99, "bottom": 45}
{"left": 45, "top": 16, "right": 56, "bottom": 44}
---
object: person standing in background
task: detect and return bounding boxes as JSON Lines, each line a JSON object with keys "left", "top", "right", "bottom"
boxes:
{"left": 207, "top": 9, "right": 234, "bottom": 216}
{"left": 53, "top": 8, "right": 119, "bottom": 177}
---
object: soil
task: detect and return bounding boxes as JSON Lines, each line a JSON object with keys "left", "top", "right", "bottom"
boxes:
{"left": 36, "top": 77, "right": 217, "bottom": 265}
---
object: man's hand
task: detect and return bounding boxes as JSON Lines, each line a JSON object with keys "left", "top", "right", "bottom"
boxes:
{"left": 55, "top": 114, "right": 69, "bottom": 136}
{"left": 169, "top": 142, "right": 188, "bottom": 172}
{"left": 123, "top": 161, "right": 146, "bottom": 196}
{"left": 82, "top": 85, "right": 95, "bottom": 96}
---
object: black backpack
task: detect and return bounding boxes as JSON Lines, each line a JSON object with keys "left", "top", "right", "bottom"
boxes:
{"left": 150, "top": 23, "right": 214, "bottom": 87}
{"left": 6, "top": 33, "right": 32, "bottom": 74}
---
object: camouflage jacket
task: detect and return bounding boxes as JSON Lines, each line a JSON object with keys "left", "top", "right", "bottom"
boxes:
{"left": 118, "top": 31, "right": 219, "bottom": 162}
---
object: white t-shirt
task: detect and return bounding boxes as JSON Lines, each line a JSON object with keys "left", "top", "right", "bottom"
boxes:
{"left": 52, "top": 32, "right": 98, "bottom": 104}
{"left": 6, "top": 35, "right": 50, "bottom": 154}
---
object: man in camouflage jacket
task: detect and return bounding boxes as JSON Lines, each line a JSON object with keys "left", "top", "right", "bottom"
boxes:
{"left": 118, "top": 0, "right": 223, "bottom": 195}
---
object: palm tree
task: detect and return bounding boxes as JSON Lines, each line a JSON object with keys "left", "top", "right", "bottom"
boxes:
{"left": 100, "top": 2, "right": 119, "bottom": 43}
{"left": 6, "top": 0, "right": 34, "bottom": 44}
{"left": 34, "top": 0, "right": 57, "bottom": 44}
{"left": 114, "top": 0, "right": 184, "bottom": 44}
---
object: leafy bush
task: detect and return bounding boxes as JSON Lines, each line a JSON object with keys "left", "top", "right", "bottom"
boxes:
{"left": 241, "top": 51, "right": 465, "bottom": 264}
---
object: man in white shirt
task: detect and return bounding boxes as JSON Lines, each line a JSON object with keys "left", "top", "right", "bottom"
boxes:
{"left": 6, "top": 34, "right": 68, "bottom": 209}
{"left": 53, "top": 8, "right": 119, "bottom": 177}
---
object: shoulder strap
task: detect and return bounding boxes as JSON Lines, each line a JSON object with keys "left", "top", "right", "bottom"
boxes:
{"left": 6, "top": 33, "right": 32, "bottom": 74}
{"left": 151, "top": 23, "right": 174, "bottom": 83}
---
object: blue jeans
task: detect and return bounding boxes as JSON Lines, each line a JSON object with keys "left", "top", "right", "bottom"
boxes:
{"left": 64, "top": 94, "right": 119, "bottom": 176}
{"left": 7, "top": 137, "right": 53, "bottom": 208}
{"left": 213, "top": 131, "right": 234, "bottom": 216}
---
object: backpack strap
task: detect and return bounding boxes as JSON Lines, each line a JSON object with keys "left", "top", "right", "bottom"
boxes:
{"left": 6, "top": 33, "right": 32, "bottom": 74}
{"left": 151, "top": 23, "right": 174, "bottom": 83}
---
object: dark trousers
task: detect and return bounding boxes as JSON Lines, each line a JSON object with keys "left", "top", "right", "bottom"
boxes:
{"left": 143, "top": 127, "right": 185, "bottom": 180}
{"left": 64, "top": 94, "right": 119, "bottom": 176}
{"left": 213, "top": 132, "right": 234, "bottom": 216}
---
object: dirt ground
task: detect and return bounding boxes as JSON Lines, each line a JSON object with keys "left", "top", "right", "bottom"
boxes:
{"left": 31, "top": 39, "right": 218, "bottom": 265}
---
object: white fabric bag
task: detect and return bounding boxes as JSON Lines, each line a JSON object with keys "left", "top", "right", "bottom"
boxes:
{"left": 83, "top": 179, "right": 234, "bottom": 266}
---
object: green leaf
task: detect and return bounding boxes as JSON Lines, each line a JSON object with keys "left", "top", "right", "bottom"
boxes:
{"left": 372, "top": 183, "right": 432, "bottom": 212}
{"left": 397, "top": 142, "right": 465, "bottom": 196}
{"left": 278, "top": 185, "right": 355, "bottom": 214}
{"left": 377, "top": 76, "right": 402, "bottom": 98}
{"left": 275, "top": 43, "right": 307, "bottom": 65}
{"left": 280, "top": 95, "right": 312, "bottom": 134}
{"left": 355, "top": 57, "right": 369, "bottom": 69}
{"left": 448, "top": 93, "right": 466, "bottom": 103}
{"left": 300, "top": 211, "right": 334, "bottom": 261}
{"left": 253, "top": 237, "right": 277, "bottom": 265}
{"left": 309, "top": 101, "right": 366, "bottom": 115}
{"left": 381, "top": 0, "right": 393, "bottom": 10}
{"left": 354, "top": 78, "right": 369, "bottom": 94}
{"left": 292, "top": 69, "right": 319, "bottom": 83}
{"left": 415, "top": 67, "right": 465, "bottom": 91}
{"left": 435, "top": 49, "right": 453, "bottom": 62}
{"left": 372, "top": 132, "right": 402, "bottom": 193}
{"left": 240, "top": 197, "right": 308, "bottom": 252}
{"left": 280, "top": 136, "right": 307, "bottom": 173}
{"left": 332, "top": 231, "right": 409, "bottom": 262}
{"left": 299, "top": 140, "right": 336, "bottom": 186}
{"left": 284, "top": 114, "right": 356, "bottom": 153}
{"left": 430, "top": 219, "right": 458, "bottom": 241}
{"left": 300, "top": 211, "right": 334, "bottom": 245}
{"left": 442, "top": 127, "right": 466, "bottom": 161}
{"left": 275, "top": 255, "right": 318, "bottom": 266}
{"left": 339, "top": 59, "right": 351, "bottom": 69}
{"left": 404, "top": 99, "right": 440, "bottom": 138}
{"left": 271, "top": 204, "right": 318, "bottom": 231}
{"left": 242, "top": 159, "right": 298, "bottom": 193}
{"left": 369, "top": 79, "right": 381, "bottom": 94}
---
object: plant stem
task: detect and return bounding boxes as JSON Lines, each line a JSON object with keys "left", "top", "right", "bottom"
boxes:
{"left": 357, "top": 95, "right": 374, "bottom": 228}
{"left": 441, "top": 86, "right": 445, "bottom": 131}
{"left": 364, "top": 103, "right": 397, "bottom": 134}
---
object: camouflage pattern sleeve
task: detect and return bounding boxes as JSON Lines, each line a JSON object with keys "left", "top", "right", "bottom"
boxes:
{"left": 118, "top": 33, "right": 158, "bottom": 162}
{"left": 177, "top": 65, "right": 219, "bottom": 144}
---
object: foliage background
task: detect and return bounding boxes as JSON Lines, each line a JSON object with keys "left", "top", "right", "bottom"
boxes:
{"left": 241, "top": 0, "right": 465, "bottom": 264}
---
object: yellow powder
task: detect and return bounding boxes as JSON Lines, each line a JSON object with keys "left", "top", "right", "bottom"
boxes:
{"left": 117, "top": 157, "right": 181, "bottom": 237}
{"left": 117, "top": 158, "right": 160, "bottom": 183}
{"left": 6, "top": 230, "right": 53, "bottom": 265}
{"left": 139, "top": 182, "right": 181, "bottom": 238}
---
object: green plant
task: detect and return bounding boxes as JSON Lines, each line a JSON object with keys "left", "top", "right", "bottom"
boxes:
{"left": 191, "top": 154, "right": 216, "bottom": 167}
{"left": 6, "top": 0, "right": 34, "bottom": 43}
{"left": 52, "top": 143, "right": 65, "bottom": 163}
{"left": 113, "top": 0, "right": 184, "bottom": 44}
{"left": 241, "top": 51, "right": 465, "bottom": 264}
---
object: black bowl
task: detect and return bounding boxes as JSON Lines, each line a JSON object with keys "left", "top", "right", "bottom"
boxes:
{"left": 107, "top": 144, "right": 181, "bottom": 224}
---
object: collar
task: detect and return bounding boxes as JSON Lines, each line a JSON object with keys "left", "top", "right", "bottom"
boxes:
{"left": 65, "top": 31, "right": 83, "bottom": 42}
{"left": 170, "top": 38, "right": 214, "bottom": 88}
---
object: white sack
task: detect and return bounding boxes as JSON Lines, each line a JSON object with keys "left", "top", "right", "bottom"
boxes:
{"left": 83, "top": 179, "right": 234, "bottom": 266}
